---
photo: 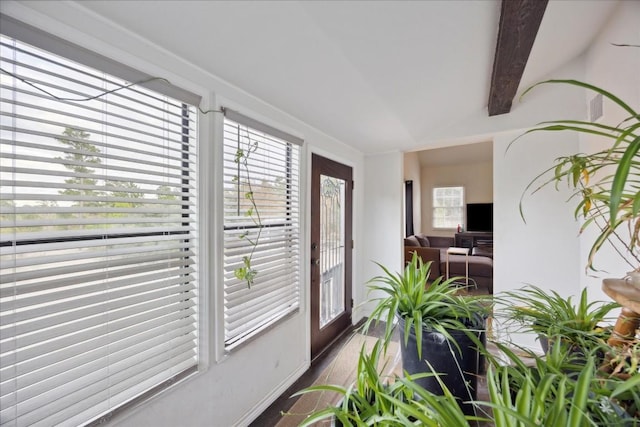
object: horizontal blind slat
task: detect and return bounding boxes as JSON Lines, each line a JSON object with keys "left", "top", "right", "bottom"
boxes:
{"left": 0, "top": 322, "right": 196, "bottom": 403}
{"left": 2, "top": 276, "right": 195, "bottom": 328}
{"left": 0, "top": 123, "right": 196, "bottom": 168}
{"left": 2, "top": 266, "right": 195, "bottom": 317}
{"left": 0, "top": 145, "right": 194, "bottom": 181}
{"left": 1, "top": 303, "right": 196, "bottom": 377}
{"left": 0, "top": 287, "right": 196, "bottom": 361}
{"left": 225, "top": 307, "right": 298, "bottom": 348}
{"left": 226, "top": 287, "right": 298, "bottom": 327}
{"left": 0, "top": 224, "right": 194, "bottom": 248}
{"left": 2, "top": 249, "right": 194, "bottom": 287}
{"left": 0, "top": 165, "right": 195, "bottom": 193}
{"left": 222, "top": 115, "right": 300, "bottom": 347}
{"left": 0, "top": 232, "right": 193, "bottom": 257}
{"left": 0, "top": 327, "right": 195, "bottom": 403}
{"left": 0, "top": 140, "right": 196, "bottom": 175}
{"left": 0, "top": 104, "right": 194, "bottom": 155}
{"left": 224, "top": 269, "right": 298, "bottom": 302}
{"left": 0, "top": 91, "right": 196, "bottom": 147}
{"left": 1, "top": 240, "right": 192, "bottom": 269}
{"left": 5, "top": 346, "right": 196, "bottom": 427}
{"left": 2, "top": 27, "right": 198, "bottom": 426}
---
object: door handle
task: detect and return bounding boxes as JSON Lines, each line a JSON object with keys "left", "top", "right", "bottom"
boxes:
{"left": 311, "top": 259, "right": 320, "bottom": 266}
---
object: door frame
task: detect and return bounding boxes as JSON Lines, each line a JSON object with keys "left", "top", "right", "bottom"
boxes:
{"left": 309, "top": 153, "right": 353, "bottom": 360}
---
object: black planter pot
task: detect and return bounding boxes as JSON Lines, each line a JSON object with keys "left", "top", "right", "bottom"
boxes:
{"left": 539, "top": 334, "right": 550, "bottom": 354}
{"left": 398, "top": 315, "right": 484, "bottom": 416}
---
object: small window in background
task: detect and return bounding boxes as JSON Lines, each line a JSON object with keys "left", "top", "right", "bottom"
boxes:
{"left": 432, "top": 186, "right": 464, "bottom": 229}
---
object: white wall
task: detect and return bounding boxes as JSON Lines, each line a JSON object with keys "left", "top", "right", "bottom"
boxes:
{"left": 579, "top": 1, "right": 640, "bottom": 302}
{"left": 403, "top": 151, "right": 422, "bottom": 234}
{"left": 420, "top": 161, "right": 493, "bottom": 236}
{"left": 356, "top": 152, "right": 404, "bottom": 320}
{"left": 493, "top": 129, "right": 582, "bottom": 349}
{"left": 0, "top": 2, "right": 365, "bottom": 426}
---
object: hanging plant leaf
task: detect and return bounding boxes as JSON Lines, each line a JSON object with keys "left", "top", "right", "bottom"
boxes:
{"left": 609, "top": 135, "right": 640, "bottom": 225}
{"left": 512, "top": 78, "right": 640, "bottom": 270}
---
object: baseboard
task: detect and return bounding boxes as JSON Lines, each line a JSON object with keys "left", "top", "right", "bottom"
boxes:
{"left": 235, "top": 361, "right": 309, "bottom": 427}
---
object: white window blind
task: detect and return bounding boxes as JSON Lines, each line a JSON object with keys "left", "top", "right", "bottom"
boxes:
{"left": 222, "top": 110, "right": 301, "bottom": 349}
{"left": 0, "top": 22, "right": 199, "bottom": 427}
{"left": 432, "top": 186, "right": 464, "bottom": 229}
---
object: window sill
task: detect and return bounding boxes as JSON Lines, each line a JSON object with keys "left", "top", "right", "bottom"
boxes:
{"left": 223, "top": 307, "right": 300, "bottom": 355}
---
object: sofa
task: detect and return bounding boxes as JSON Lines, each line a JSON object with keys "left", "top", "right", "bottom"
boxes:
{"left": 404, "top": 234, "right": 493, "bottom": 294}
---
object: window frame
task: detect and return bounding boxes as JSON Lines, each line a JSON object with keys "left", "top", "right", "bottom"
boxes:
{"left": 0, "top": 16, "right": 203, "bottom": 426}
{"left": 220, "top": 108, "right": 302, "bottom": 352}
{"left": 432, "top": 185, "right": 465, "bottom": 230}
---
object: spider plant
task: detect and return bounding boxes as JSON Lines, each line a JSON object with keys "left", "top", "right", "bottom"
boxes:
{"left": 292, "top": 339, "right": 412, "bottom": 426}
{"left": 382, "top": 373, "right": 486, "bottom": 426}
{"left": 481, "top": 357, "right": 596, "bottom": 427}
{"left": 501, "top": 285, "right": 619, "bottom": 353}
{"left": 510, "top": 79, "right": 640, "bottom": 272}
{"left": 482, "top": 340, "right": 639, "bottom": 426}
{"left": 362, "top": 251, "right": 490, "bottom": 358}
{"left": 293, "top": 338, "right": 484, "bottom": 427}
{"left": 361, "top": 252, "right": 490, "bottom": 416}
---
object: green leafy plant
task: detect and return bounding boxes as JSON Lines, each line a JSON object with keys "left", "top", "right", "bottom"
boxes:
{"left": 604, "top": 340, "right": 640, "bottom": 379}
{"left": 598, "top": 340, "right": 640, "bottom": 420}
{"left": 363, "top": 251, "right": 490, "bottom": 358}
{"left": 482, "top": 357, "right": 596, "bottom": 427}
{"left": 292, "top": 339, "right": 413, "bottom": 426}
{"left": 481, "top": 340, "right": 639, "bottom": 426}
{"left": 597, "top": 340, "right": 640, "bottom": 425}
{"left": 511, "top": 79, "right": 640, "bottom": 271}
{"left": 383, "top": 373, "right": 485, "bottom": 426}
{"left": 293, "top": 339, "right": 483, "bottom": 426}
{"left": 232, "top": 134, "right": 262, "bottom": 287}
{"left": 501, "top": 285, "right": 619, "bottom": 352}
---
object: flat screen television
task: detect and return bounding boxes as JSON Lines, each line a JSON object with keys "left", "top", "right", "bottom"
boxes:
{"left": 465, "top": 203, "right": 493, "bottom": 232}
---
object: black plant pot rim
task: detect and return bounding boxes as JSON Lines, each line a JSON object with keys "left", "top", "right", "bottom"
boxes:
{"left": 396, "top": 312, "right": 485, "bottom": 332}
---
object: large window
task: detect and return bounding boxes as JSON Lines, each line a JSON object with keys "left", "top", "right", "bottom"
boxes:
{"left": 222, "top": 110, "right": 301, "bottom": 350}
{"left": 432, "top": 186, "right": 464, "bottom": 229}
{"left": 0, "top": 18, "right": 199, "bottom": 426}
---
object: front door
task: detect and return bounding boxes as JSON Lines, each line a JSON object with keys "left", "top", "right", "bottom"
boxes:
{"left": 310, "top": 154, "right": 353, "bottom": 360}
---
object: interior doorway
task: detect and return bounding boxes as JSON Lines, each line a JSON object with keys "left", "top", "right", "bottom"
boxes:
{"left": 310, "top": 154, "right": 353, "bottom": 360}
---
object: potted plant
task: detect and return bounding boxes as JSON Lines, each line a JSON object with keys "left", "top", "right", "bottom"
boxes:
{"left": 480, "top": 338, "right": 640, "bottom": 425}
{"left": 293, "top": 338, "right": 483, "bottom": 426}
{"left": 362, "top": 252, "right": 491, "bottom": 416}
{"left": 597, "top": 339, "right": 640, "bottom": 420}
{"left": 292, "top": 339, "right": 413, "bottom": 426}
{"left": 483, "top": 356, "right": 597, "bottom": 427}
{"left": 508, "top": 79, "right": 639, "bottom": 422}
{"left": 501, "top": 285, "right": 619, "bottom": 354}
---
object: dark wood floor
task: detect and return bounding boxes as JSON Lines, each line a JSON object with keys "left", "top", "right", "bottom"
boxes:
{"left": 249, "top": 319, "right": 497, "bottom": 427}
{"left": 249, "top": 319, "right": 384, "bottom": 426}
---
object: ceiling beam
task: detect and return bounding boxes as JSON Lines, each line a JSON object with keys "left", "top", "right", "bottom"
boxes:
{"left": 488, "top": 0, "right": 548, "bottom": 116}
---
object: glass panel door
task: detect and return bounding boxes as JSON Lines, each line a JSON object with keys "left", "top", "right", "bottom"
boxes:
{"left": 319, "top": 175, "right": 346, "bottom": 328}
{"left": 310, "top": 154, "right": 352, "bottom": 359}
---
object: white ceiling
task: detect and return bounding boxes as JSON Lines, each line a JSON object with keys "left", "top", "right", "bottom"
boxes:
{"left": 75, "top": 0, "right": 619, "bottom": 155}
